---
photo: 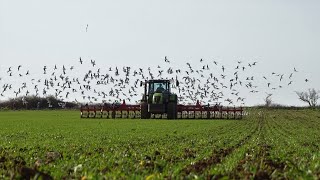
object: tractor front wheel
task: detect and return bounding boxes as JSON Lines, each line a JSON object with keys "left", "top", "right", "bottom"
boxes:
{"left": 141, "top": 102, "right": 150, "bottom": 119}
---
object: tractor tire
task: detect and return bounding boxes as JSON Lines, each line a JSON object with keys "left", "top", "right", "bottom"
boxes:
{"left": 141, "top": 102, "right": 150, "bottom": 119}
{"left": 167, "top": 102, "right": 177, "bottom": 120}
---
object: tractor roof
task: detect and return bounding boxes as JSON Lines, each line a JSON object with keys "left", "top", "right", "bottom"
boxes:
{"left": 146, "top": 79, "right": 170, "bottom": 83}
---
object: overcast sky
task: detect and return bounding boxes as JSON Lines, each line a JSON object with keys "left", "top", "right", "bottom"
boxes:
{"left": 1, "top": 0, "right": 319, "bottom": 106}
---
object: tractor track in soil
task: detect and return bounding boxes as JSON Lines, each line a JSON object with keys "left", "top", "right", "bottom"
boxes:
{"left": 225, "top": 111, "right": 288, "bottom": 179}
{"left": 268, "top": 113, "right": 320, "bottom": 153}
{"left": 263, "top": 113, "right": 320, "bottom": 173}
{"left": 227, "top": 143, "right": 287, "bottom": 180}
{"left": 181, "top": 120, "right": 259, "bottom": 175}
{"left": 0, "top": 154, "right": 53, "bottom": 180}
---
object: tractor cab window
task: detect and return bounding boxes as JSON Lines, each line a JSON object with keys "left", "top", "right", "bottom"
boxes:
{"left": 149, "top": 82, "right": 169, "bottom": 93}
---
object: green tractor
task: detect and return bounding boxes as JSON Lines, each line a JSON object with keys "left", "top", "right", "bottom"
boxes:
{"left": 140, "top": 79, "right": 178, "bottom": 119}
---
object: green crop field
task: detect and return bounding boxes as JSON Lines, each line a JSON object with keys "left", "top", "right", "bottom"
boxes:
{"left": 0, "top": 109, "right": 320, "bottom": 179}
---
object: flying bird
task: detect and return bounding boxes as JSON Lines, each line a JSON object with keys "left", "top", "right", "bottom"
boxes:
{"left": 43, "top": 66, "right": 47, "bottom": 74}
{"left": 289, "top": 73, "right": 293, "bottom": 79}
{"left": 91, "top": 59, "right": 96, "bottom": 67}
{"left": 164, "top": 56, "right": 170, "bottom": 63}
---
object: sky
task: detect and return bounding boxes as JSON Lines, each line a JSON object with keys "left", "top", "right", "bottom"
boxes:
{"left": 0, "top": 0, "right": 320, "bottom": 106}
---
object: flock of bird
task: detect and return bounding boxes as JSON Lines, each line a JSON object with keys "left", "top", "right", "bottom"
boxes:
{"left": 0, "top": 57, "right": 310, "bottom": 106}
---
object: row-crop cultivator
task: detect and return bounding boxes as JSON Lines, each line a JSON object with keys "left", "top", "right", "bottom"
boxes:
{"left": 80, "top": 79, "right": 244, "bottom": 119}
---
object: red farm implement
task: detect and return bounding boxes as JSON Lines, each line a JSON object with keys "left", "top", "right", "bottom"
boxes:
{"left": 80, "top": 79, "right": 243, "bottom": 119}
{"left": 80, "top": 100, "right": 243, "bottom": 119}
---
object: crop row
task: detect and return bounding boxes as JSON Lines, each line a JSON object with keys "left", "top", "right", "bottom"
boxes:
{"left": 0, "top": 110, "right": 319, "bottom": 179}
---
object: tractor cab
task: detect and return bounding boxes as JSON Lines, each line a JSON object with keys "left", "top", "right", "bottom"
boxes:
{"left": 149, "top": 81, "right": 170, "bottom": 94}
{"left": 140, "top": 79, "right": 177, "bottom": 119}
{"left": 146, "top": 80, "right": 170, "bottom": 104}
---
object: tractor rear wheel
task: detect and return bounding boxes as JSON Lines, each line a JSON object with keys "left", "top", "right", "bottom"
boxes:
{"left": 141, "top": 102, "right": 150, "bottom": 119}
{"left": 167, "top": 102, "right": 177, "bottom": 119}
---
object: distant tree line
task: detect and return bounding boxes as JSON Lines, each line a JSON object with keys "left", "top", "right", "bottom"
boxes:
{"left": 256, "top": 88, "right": 320, "bottom": 109}
{"left": 1, "top": 88, "right": 319, "bottom": 111}
{"left": 295, "top": 88, "right": 320, "bottom": 107}
{"left": 252, "top": 104, "right": 320, "bottom": 110}
{"left": 0, "top": 95, "right": 78, "bottom": 110}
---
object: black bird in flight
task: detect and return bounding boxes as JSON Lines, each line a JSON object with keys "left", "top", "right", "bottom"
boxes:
{"left": 164, "top": 56, "right": 170, "bottom": 63}
{"left": 79, "top": 57, "right": 83, "bottom": 64}
{"left": 91, "top": 59, "right": 96, "bottom": 67}
{"left": 289, "top": 73, "right": 293, "bottom": 79}
{"left": 43, "top": 66, "right": 47, "bottom": 74}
